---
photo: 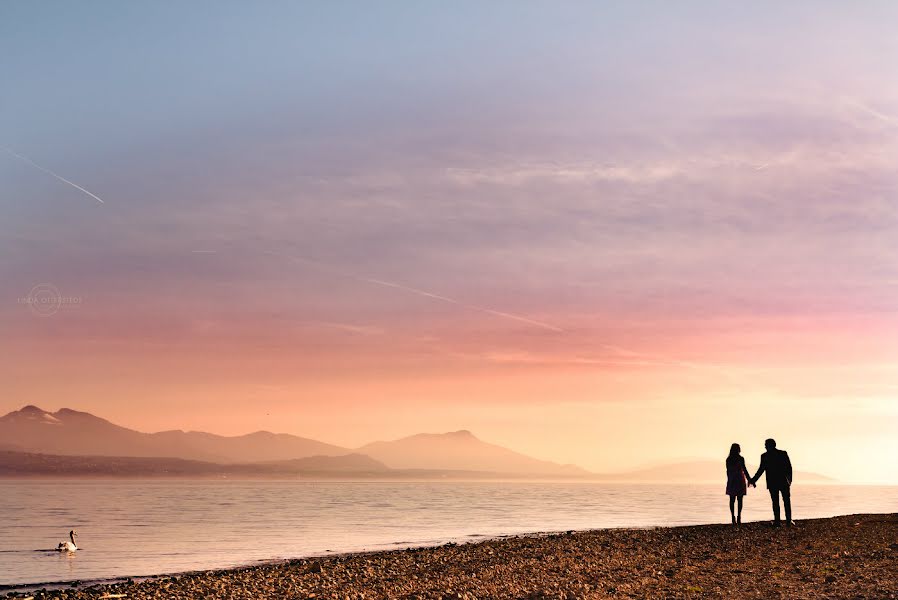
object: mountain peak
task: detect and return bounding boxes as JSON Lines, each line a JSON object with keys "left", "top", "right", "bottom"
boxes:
{"left": 446, "top": 429, "right": 476, "bottom": 439}
{"left": 3, "top": 405, "right": 61, "bottom": 425}
{"left": 397, "top": 429, "right": 479, "bottom": 443}
{"left": 0, "top": 405, "right": 351, "bottom": 464}
{"left": 53, "top": 408, "right": 113, "bottom": 424}
{"left": 358, "top": 429, "right": 590, "bottom": 476}
{"left": 55, "top": 408, "right": 82, "bottom": 417}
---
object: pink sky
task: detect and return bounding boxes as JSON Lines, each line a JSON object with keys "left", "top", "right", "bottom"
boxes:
{"left": 1, "top": 3, "right": 897, "bottom": 483}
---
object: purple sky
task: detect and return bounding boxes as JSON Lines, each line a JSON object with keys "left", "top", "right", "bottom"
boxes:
{"left": 1, "top": 2, "right": 897, "bottom": 481}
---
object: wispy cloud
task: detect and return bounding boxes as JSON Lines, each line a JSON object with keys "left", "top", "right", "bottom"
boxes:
{"left": 316, "top": 321, "right": 386, "bottom": 336}
{"left": 444, "top": 163, "right": 682, "bottom": 185}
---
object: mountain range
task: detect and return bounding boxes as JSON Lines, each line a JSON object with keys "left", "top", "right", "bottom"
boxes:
{"left": 358, "top": 430, "right": 588, "bottom": 477}
{"left": 0, "top": 406, "right": 588, "bottom": 477}
{"left": 0, "top": 405, "right": 346, "bottom": 463}
{"left": 0, "top": 406, "right": 833, "bottom": 481}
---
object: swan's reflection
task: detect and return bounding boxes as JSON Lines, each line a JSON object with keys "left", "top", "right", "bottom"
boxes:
{"left": 57, "top": 547, "right": 77, "bottom": 576}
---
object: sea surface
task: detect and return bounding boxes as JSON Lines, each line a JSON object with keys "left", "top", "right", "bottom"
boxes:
{"left": 2, "top": 480, "right": 896, "bottom": 587}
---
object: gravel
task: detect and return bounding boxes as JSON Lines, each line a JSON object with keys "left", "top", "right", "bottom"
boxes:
{"left": 11, "top": 513, "right": 897, "bottom": 599}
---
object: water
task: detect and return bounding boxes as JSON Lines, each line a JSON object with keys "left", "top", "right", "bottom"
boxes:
{"left": 2, "top": 480, "right": 896, "bottom": 586}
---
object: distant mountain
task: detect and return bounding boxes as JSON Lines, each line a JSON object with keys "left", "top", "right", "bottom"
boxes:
{"left": 357, "top": 430, "right": 591, "bottom": 477}
{"left": 0, "top": 450, "right": 389, "bottom": 478}
{"left": 1, "top": 407, "right": 838, "bottom": 482}
{"left": 0, "top": 406, "right": 349, "bottom": 463}
{"left": 598, "top": 460, "right": 834, "bottom": 482}
{"left": 0, "top": 406, "right": 593, "bottom": 478}
{"left": 0, "top": 450, "right": 591, "bottom": 479}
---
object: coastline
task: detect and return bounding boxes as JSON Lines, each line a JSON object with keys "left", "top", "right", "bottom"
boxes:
{"left": 5, "top": 513, "right": 896, "bottom": 599}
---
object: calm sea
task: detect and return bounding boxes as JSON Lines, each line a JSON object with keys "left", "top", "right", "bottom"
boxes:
{"left": 2, "top": 480, "right": 896, "bottom": 587}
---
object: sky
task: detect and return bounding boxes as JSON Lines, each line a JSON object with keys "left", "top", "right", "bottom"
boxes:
{"left": 1, "top": 2, "right": 896, "bottom": 483}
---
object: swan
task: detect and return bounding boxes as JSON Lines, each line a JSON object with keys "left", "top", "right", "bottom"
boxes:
{"left": 56, "top": 530, "right": 77, "bottom": 552}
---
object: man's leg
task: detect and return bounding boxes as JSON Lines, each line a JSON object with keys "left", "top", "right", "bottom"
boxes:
{"left": 781, "top": 486, "right": 792, "bottom": 524}
{"left": 769, "top": 489, "right": 781, "bottom": 523}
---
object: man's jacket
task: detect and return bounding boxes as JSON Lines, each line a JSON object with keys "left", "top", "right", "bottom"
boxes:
{"left": 754, "top": 448, "right": 792, "bottom": 490}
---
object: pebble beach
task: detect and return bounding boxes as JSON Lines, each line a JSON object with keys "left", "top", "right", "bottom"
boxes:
{"left": 10, "top": 514, "right": 897, "bottom": 600}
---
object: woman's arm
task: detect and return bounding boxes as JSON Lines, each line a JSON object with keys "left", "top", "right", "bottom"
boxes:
{"left": 741, "top": 456, "right": 751, "bottom": 479}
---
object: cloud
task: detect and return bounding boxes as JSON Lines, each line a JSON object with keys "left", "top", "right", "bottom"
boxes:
{"left": 444, "top": 163, "right": 682, "bottom": 185}
{"left": 316, "top": 322, "right": 385, "bottom": 336}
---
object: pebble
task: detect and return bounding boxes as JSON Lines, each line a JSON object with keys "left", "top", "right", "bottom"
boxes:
{"left": 11, "top": 514, "right": 896, "bottom": 600}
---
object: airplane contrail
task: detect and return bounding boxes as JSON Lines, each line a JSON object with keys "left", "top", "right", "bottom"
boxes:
{"left": 263, "top": 251, "right": 755, "bottom": 383}
{"left": 272, "top": 253, "right": 565, "bottom": 333}
{"left": 358, "top": 276, "right": 565, "bottom": 333}
{"left": 2, "top": 146, "right": 105, "bottom": 204}
{"left": 845, "top": 100, "right": 898, "bottom": 127}
{"left": 350, "top": 273, "right": 751, "bottom": 382}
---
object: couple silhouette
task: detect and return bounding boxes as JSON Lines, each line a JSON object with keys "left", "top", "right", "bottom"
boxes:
{"left": 726, "top": 438, "right": 793, "bottom": 527}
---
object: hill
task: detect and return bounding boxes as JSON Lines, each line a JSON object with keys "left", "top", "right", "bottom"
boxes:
{"left": 0, "top": 406, "right": 593, "bottom": 478}
{"left": 357, "top": 430, "right": 590, "bottom": 477}
{"left": 0, "top": 405, "right": 349, "bottom": 463}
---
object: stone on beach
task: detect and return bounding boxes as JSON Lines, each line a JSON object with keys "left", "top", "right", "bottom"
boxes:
{"left": 7, "top": 514, "right": 897, "bottom": 600}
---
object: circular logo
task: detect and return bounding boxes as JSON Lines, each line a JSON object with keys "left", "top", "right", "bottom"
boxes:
{"left": 24, "top": 283, "right": 63, "bottom": 317}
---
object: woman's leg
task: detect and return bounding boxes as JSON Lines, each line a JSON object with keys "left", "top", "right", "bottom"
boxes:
{"left": 729, "top": 495, "right": 736, "bottom": 523}
{"left": 737, "top": 495, "right": 743, "bottom": 523}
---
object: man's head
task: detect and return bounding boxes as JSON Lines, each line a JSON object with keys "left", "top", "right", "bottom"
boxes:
{"left": 765, "top": 438, "right": 777, "bottom": 450}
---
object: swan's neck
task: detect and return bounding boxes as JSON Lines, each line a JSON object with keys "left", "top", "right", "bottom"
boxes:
{"left": 70, "top": 533, "right": 75, "bottom": 545}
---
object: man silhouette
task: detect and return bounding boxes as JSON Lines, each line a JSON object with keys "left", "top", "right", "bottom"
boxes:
{"left": 750, "top": 438, "right": 793, "bottom": 526}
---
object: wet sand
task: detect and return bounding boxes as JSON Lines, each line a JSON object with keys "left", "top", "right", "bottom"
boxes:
{"left": 12, "top": 513, "right": 897, "bottom": 599}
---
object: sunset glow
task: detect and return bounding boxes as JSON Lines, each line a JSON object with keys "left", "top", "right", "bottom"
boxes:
{"left": 2, "top": 2, "right": 896, "bottom": 483}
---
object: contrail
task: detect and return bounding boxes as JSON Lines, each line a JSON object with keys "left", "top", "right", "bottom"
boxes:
{"left": 845, "top": 100, "right": 898, "bottom": 127}
{"left": 255, "top": 251, "right": 750, "bottom": 377}
{"left": 2, "top": 146, "right": 105, "bottom": 204}
{"left": 273, "top": 253, "right": 565, "bottom": 333}
{"left": 269, "top": 252, "right": 748, "bottom": 381}
{"left": 359, "top": 277, "right": 565, "bottom": 333}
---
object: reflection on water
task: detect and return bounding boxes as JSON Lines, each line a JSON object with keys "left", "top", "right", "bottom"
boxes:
{"left": 1, "top": 480, "right": 896, "bottom": 586}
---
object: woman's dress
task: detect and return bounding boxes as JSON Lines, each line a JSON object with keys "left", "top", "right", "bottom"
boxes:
{"left": 725, "top": 455, "right": 749, "bottom": 496}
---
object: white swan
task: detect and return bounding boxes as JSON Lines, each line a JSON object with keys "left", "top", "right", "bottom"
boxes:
{"left": 56, "top": 530, "right": 77, "bottom": 552}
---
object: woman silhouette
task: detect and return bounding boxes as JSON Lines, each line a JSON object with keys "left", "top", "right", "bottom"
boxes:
{"left": 726, "top": 443, "right": 753, "bottom": 525}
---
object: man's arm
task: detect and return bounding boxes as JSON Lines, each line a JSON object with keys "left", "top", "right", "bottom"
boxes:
{"left": 751, "top": 454, "right": 767, "bottom": 485}
{"left": 784, "top": 451, "right": 792, "bottom": 485}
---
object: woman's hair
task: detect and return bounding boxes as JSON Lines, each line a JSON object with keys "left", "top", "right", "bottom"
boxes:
{"left": 729, "top": 443, "right": 741, "bottom": 457}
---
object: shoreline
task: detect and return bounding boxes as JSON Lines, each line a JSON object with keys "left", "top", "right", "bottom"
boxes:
{"left": 5, "top": 513, "right": 897, "bottom": 599}
{"left": 5, "top": 528, "right": 638, "bottom": 592}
